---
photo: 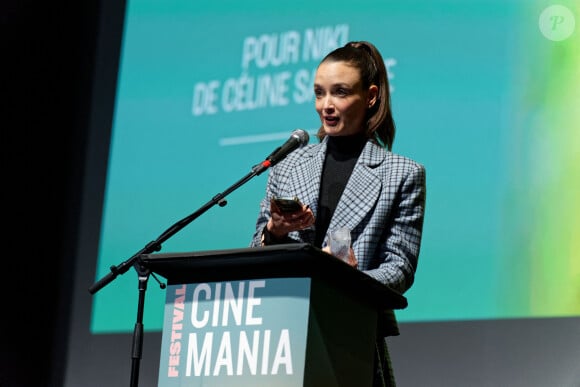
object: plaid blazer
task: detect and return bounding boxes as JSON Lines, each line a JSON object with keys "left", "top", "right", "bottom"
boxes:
{"left": 251, "top": 136, "right": 426, "bottom": 335}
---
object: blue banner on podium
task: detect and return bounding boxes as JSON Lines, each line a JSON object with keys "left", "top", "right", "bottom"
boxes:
{"left": 158, "top": 277, "right": 311, "bottom": 386}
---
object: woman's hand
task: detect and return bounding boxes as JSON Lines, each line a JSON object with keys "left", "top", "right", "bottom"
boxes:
{"left": 266, "top": 198, "right": 315, "bottom": 238}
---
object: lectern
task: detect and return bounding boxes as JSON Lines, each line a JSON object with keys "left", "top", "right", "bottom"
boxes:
{"left": 141, "top": 243, "right": 407, "bottom": 387}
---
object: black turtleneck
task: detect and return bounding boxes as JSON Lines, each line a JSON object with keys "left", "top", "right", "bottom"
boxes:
{"left": 314, "top": 133, "right": 367, "bottom": 247}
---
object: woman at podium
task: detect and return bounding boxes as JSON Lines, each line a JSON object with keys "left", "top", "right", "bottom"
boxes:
{"left": 251, "top": 41, "right": 426, "bottom": 387}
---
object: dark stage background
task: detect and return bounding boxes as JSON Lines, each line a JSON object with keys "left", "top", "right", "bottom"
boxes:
{"left": 3, "top": 1, "right": 101, "bottom": 385}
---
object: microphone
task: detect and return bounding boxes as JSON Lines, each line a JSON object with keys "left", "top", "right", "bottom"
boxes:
{"left": 266, "top": 129, "right": 309, "bottom": 166}
{"left": 253, "top": 129, "right": 310, "bottom": 175}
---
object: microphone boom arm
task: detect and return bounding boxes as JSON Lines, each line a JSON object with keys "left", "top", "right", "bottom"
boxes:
{"left": 88, "top": 161, "right": 268, "bottom": 295}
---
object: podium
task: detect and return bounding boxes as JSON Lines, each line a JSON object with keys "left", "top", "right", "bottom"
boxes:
{"left": 141, "top": 243, "right": 407, "bottom": 387}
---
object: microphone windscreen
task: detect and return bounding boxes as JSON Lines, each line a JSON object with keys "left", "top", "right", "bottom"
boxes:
{"left": 292, "top": 129, "right": 309, "bottom": 146}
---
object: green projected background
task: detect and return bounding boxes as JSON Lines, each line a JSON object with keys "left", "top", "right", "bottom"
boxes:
{"left": 92, "top": 0, "right": 580, "bottom": 332}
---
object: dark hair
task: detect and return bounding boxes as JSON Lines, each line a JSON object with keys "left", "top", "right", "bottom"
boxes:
{"left": 316, "top": 41, "right": 396, "bottom": 150}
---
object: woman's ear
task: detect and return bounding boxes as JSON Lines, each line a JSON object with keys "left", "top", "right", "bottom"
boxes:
{"left": 368, "top": 84, "right": 379, "bottom": 108}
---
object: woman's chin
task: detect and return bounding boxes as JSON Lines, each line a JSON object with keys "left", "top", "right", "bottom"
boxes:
{"left": 323, "top": 126, "right": 342, "bottom": 136}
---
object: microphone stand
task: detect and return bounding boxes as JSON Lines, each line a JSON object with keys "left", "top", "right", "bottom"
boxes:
{"left": 88, "top": 160, "right": 272, "bottom": 387}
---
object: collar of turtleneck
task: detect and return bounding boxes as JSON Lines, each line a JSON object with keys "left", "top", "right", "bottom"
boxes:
{"left": 326, "top": 133, "right": 367, "bottom": 160}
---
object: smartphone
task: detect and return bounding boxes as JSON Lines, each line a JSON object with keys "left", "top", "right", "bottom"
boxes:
{"left": 272, "top": 196, "right": 304, "bottom": 213}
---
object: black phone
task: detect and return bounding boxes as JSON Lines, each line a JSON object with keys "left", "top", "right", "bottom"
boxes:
{"left": 272, "top": 196, "right": 304, "bottom": 213}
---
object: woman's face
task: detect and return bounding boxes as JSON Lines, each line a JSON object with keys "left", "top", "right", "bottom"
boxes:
{"left": 314, "top": 60, "right": 377, "bottom": 137}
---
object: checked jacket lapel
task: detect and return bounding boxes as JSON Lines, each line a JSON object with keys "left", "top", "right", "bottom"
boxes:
{"left": 328, "top": 141, "right": 386, "bottom": 234}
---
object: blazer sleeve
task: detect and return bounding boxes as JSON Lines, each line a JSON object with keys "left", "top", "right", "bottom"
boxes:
{"left": 364, "top": 162, "right": 426, "bottom": 294}
{"left": 250, "top": 169, "right": 276, "bottom": 247}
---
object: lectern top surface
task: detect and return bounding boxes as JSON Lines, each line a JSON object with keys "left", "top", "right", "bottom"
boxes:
{"left": 141, "top": 243, "right": 407, "bottom": 310}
